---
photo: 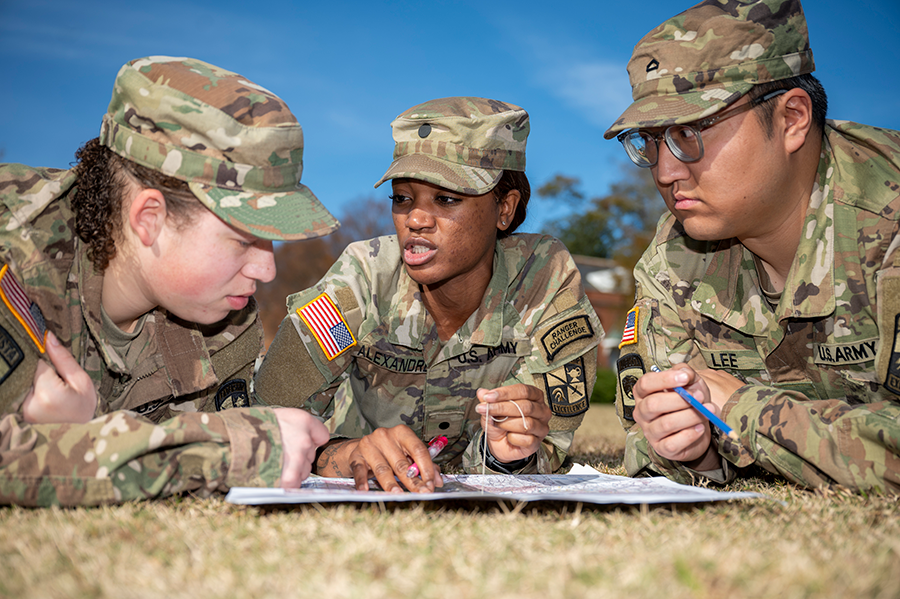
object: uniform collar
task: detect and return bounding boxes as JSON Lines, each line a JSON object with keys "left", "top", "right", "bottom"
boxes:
{"left": 77, "top": 242, "right": 219, "bottom": 395}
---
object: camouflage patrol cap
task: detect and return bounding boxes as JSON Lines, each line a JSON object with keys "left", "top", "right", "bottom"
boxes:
{"left": 99, "top": 56, "right": 339, "bottom": 241}
{"left": 604, "top": 0, "right": 815, "bottom": 139}
{"left": 374, "top": 97, "right": 529, "bottom": 195}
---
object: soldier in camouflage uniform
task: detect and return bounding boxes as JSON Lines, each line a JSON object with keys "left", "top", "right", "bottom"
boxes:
{"left": 256, "top": 97, "right": 602, "bottom": 492}
{"left": 606, "top": 0, "right": 900, "bottom": 493}
{"left": 0, "top": 56, "right": 335, "bottom": 506}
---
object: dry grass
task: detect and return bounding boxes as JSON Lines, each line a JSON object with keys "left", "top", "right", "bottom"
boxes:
{"left": 1, "top": 405, "right": 898, "bottom": 599}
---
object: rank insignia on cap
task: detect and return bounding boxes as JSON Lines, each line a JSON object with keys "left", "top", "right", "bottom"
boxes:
{"left": 618, "top": 307, "right": 639, "bottom": 349}
{"left": 0, "top": 265, "right": 46, "bottom": 352}
{"left": 297, "top": 293, "right": 357, "bottom": 361}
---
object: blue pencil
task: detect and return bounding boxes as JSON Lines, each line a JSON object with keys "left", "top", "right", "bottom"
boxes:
{"left": 649, "top": 365, "right": 739, "bottom": 441}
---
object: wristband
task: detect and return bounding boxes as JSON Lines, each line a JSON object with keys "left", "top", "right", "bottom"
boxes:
{"left": 480, "top": 434, "right": 533, "bottom": 474}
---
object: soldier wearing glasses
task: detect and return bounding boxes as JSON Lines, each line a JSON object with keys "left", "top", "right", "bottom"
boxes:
{"left": 608, "top": 0, "right": 900, "bottom": 493}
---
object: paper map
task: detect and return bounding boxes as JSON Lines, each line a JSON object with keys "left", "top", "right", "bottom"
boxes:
{"left": 225, "top": 465, "right": 765, "bottom": 506}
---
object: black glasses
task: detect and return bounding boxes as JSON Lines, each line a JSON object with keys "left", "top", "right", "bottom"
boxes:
{"left": 616, "top": 89, "right": 788, "bottom": 168}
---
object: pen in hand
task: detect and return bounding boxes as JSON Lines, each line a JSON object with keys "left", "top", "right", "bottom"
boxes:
{"left": 650, "top": 365, "right": 739, "bottom": 441}
{"left": 406, "top": 435, "right": 449, "bottom": 478}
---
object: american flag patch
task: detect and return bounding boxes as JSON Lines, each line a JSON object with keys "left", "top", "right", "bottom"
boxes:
{"left": 297, "top": 293, "right": 356, "bottom": 360}
{"left": 618, "top": 306, "right": 639, "bottom": 349}
{"left": 0, "top": 264, "right": 46, "bottom": 352}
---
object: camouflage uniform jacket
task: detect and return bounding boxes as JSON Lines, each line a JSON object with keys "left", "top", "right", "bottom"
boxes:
{"left": 0, "top": 163, "right": 281, "bottom": 506}
{"left": 616, "top": 121, "right": 900, "bottom": 493}
{"left": 256, "top": 233, "right": 602, "bottom": 473}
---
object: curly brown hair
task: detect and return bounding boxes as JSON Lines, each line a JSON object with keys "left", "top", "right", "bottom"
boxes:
{"left": 493, "top": 170, "right": 530, "bottom": 238}
{"left": 72, "top": 138, "right": 203, "bottom": 270}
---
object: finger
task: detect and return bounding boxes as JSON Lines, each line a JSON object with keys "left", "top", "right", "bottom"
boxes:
{"left": 654, "top": 423, "right": 710, "bottom": 461}
{"left": 477, "top": 384, "right": 543, "bottom": 404}
{"left": 429, "top": 463, "right": 444, "bottom": 488}
{"left": 642, "top": 406, "right": 708, "bottom": 445}
{"left": 393, "top": 432, "right": 436, "bottom": 492}
{"left": 502, "top": 431, "right": 544, "bottom": 450}
{"left": 349, "top": 454, "right": 373, "bottom": 492}
{"left": 43, "top": 332, "right": 75, "bottom": 381}
{"left": 370, "top": 459, "right": 405, "bottom": 494}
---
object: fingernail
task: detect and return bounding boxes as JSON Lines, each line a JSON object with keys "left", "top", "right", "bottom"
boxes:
{"left": 694, "top": 424, "right": 705, "bottom": 433}
{"left": 483, "top": 391, "right": 498, "bottom": 401}
{"left": 475, "top": 404, "right": 486, "bottom": 414}
{"left": 674, "top": 371, "right": 689, "bottom": 385}
{"left": 46, "top": 331, "right": 59, "bottom": 346}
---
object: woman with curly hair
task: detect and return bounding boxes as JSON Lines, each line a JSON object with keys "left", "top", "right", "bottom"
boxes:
{"left": 0, "top": 56, "right": 335, "bottom": 506}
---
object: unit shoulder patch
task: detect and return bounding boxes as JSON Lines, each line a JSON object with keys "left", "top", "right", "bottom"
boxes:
{"left": 616, "top": 352, "right": 645, "bottom": 421}
{"left": 215, "top": 378, "right": 251, "bottom": 410}
{"left": 0, "top": 324, "right": 24, "bottom": 385}
{"left": 884, "top": 314, "right": 900, "bottom": 395}
{"left": 543, "top": 356, "right": 589, "bottom": 418}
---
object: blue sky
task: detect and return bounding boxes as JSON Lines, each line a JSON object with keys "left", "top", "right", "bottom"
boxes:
{"left": 2, "top": 0, "right": 898, "bottom": 233}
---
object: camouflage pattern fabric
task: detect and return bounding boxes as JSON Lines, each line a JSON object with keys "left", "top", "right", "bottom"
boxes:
{"left": 604, "top": 0, "right": 815, "bottom": 138}
{"left": 616, "top": 121, "right": 900, "bottom": 494}
{"left": 0, "top": 407, "right": 283, "bottom": 507}
{"left": 101, "top": 56, "right": 338, "bottom": 241}
{"left": 374, "top": 97, "right": 529, "bottom": 195}
{"left": 255, "top": 234, "right": 602, "bottom": 474}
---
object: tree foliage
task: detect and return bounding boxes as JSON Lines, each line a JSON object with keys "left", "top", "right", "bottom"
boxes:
{"left": 538, "top": 166, "right": 666, "bottom": 271}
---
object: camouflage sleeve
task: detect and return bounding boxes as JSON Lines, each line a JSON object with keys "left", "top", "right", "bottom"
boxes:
{"left": 718, "top": 390, "right": 900, "bottom": 492}
{"left": 621, "top": 239, "right": 900, "bottom": 493}
{"left": 460, "top": 272, "right": 602, "bottom": 474}
{"left": 617, "top": 248, "right": 741, "bottom": 485}
{"left": 0, "top": 407, "right": 284, "bottom": 506}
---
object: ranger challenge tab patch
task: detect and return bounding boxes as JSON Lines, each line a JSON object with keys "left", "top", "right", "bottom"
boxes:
{"left": 540, "top": 316, "right": 594, "bottom": 362}
{"left": 543, "top": 357, "right": 589, "bottom": 417}
{"left": 297, "top": 293, "right": 357, "bottom": 361}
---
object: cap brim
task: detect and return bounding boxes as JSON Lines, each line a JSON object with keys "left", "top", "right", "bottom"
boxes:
{"left": 189, "top": 181, "right": 340, "bottom": 241}
{"left": 603, "top": 84, "right": 751, "bottom": 139}
{"left": 373, "top": 154, "right": 502, "bottom": 196}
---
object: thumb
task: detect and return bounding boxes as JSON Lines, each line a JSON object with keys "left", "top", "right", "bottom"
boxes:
{"left": 44, "top": 331, "right": 89, "bottom": 390}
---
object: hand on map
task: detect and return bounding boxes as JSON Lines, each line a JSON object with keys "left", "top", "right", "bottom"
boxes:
{"left": 22, "top": 331, "right": 98, "bottom": 424}
{"left": 315, "top": 425, "right": 444, "bottom": 494}
{"left": 273, "top": 408, "right": 330, "bottom": 488}
{"left": 632, "top": 364, "right": 723, "bottom": 468}
{"left": 475, "top": 383, "right": 551, "bottom": 463}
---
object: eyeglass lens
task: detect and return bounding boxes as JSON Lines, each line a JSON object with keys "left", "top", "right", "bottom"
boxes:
{"left": 624, "top": 126, "right": 703, "bottom": 167}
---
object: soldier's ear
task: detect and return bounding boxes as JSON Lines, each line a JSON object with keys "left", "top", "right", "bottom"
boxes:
{"left": 780, "top": 88, "right": 813, "bottom": 155}
{"left": 128, "top": 188, "right": 168, "bottom": 247}
{"left": 496, "top": 189, "right": 520, "bottom": 232}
